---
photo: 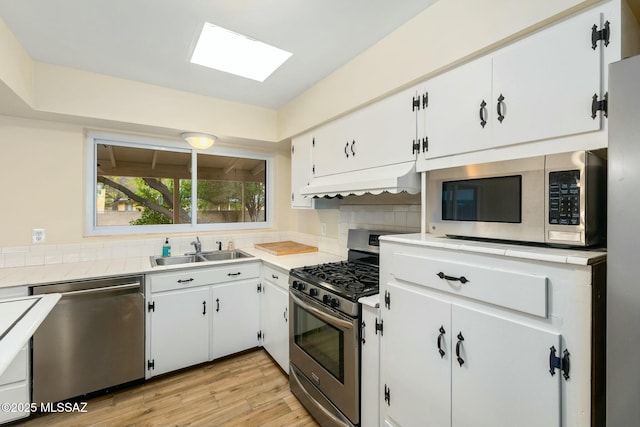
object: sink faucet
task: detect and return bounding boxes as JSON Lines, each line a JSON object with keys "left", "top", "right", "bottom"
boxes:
{"left": 216, "top": 241, "right": 222, "bottom": 251}
{"left": 191, "top": 237, "right": 202, "bottom": 254}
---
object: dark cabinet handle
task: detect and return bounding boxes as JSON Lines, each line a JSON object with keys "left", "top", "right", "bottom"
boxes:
{"left": 216, "top": 298, "right": 220, "bottom": 312}
{"left": 344, "top": 142, "right": 350, "bottom": 158}
{"left": 177, "top": 278, "right": 194, "bottom": 284}
{"left": 437, "top": 272, "right": 469, "bottom": 284}
{"left": 350, "top": 140, "right": 356, "bottom": 156}
{"left": 272, "top": 274, "right": 279, "bottom": 280}
{"left": 422, "top": 137, "right": 428, "bottom": 153}
{"left": 361, "top": 321, "right": 366, "bottom": 344}
{"left": 456, "top": 332, "right": 465, "bottom": 367}
{"left": 284, "top": 307, "right": 288, "bottom": 322}
{"left": 202, "top": 301, "right": 206, "bottom": 315}
{"left": 437, "top": 326, "right": 446, "bottom": 358}
{"left": 479, "top": 100, "right": 487, "bottom": 128}
{"left": 227, "top": 272, "right": 242, "bottom": 277}
{"left": 497, "top": 94, "right": 505, "bottom": 123}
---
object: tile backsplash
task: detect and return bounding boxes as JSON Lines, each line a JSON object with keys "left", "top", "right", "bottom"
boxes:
{"left": 0, "top": 204, "right": 421, "bottom": 269}
{"left": 338, "top": 204, "right": 420, "bottom": 247}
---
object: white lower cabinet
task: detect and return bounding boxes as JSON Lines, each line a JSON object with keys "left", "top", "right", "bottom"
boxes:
{"left": 146, "top": 261, "right": 261, "bottom": 379}
{"left": 0, "top": 347, "right": 29, "bottom": 424}
{"left": 380, "top": 237, "right": 604, "bottom": 427}
{"left": 360, "top": 298, "right": 380, "bottom": 427}
{"left": 149, "top": 287, "right": 210, "bottom": 376}
{"left": 383, "top": 286, "right": 562, "bottom": 427}
{"left": 0, "top": 287, "right": 29, "bottom": 424}
{"left": 210, "top": 280, "right": 260, "bottom": 360}
{"left": 260, "top": 280, "right": 289, "bottom": 372}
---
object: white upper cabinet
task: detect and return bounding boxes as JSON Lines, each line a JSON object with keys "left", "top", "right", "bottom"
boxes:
{"left": 417, "top": 56, "right": 493, "bottom": 161}
{"left": 491, "top": 6, "right": 604, "bottom": 148}
{"left": 310, "top": 86, "right": 418, "bottom": 179}
{"left": 290, "top": 133, "right": 314, "bottom": 209}
{"left": 416, "top": 0, "right": 628, "bottom": 171}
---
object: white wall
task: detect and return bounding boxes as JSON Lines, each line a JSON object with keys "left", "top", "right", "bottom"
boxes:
{"left": 277, "top": 0, "right": 601, "bottom": 139}
{"left": 0, "top": 115, "right": 293, "bottom": 248}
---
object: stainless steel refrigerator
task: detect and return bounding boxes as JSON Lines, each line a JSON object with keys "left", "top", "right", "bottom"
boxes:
{"left": 607, "top": 54, "right": 640, "bottom": 427}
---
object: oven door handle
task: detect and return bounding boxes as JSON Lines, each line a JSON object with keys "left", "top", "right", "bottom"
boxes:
{"left": 290, "top": 367, "right": 355, "bottom": 427}
{"left": 290, "top": 292, "right": 354, "bottom": 330}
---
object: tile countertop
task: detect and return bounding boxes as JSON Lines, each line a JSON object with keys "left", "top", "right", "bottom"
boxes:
{"left": 0, "top": 248, "right": 346, "bottom": 290}
{"left": 381, "top": 233, "right": 607, "bottom": 265}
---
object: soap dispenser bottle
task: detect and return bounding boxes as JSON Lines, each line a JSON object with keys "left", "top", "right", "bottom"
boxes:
{"left": 162, "top": 238, "right": 171, "bottom": 257}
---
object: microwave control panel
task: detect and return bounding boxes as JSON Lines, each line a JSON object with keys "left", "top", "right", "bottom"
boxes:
{"left": 548, "top": 170, "right": 580, "bottom": 225}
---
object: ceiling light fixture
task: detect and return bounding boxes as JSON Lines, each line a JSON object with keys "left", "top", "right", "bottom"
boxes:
{"left": 190, "top": 23, "right": 292, "bottom": 82}
{"left": 182, "top": 132, "right": 216, "bottom": 150}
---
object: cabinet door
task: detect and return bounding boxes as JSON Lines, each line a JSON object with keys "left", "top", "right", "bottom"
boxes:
{"left": 291, "top": 133, "right": 314, "bottom": 208}
{"left": 382, "top": 283, "right": 452, "bottom": 427}
{"left": 492, "top": 7, "right": 603, "bottom": 147}
{"left": 417, "top": 56, "right": 493, "bottom": 165}
{"left": 310, "top": 116, "right": 350, "bottom": 178}
{"left": 354, "top": 86, "right": 420, "bottom": 170}
{"left": 451, "top": 306, "right": 561, "bottom": 427}
{"left": 261, "top": 281, "right": 289, "bottom": 372}
{"left": 361, "top": 304, "right": 380, "bottom": 427}
{"left": 149, "top": 287, "right": 210, "bottom": 376}
{"left": 211, "top": 280, "right": 260, "bottom": 360}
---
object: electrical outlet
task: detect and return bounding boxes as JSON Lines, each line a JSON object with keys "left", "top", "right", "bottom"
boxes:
{"left": 320, "top": 223, "right": 327, "bottom": 236}
{"left": 32, "top": 228, "right": 46, "bottom": 244}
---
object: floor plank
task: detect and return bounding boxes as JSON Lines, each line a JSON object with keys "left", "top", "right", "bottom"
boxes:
{"left": 16, "top": 349, "right": 319, "bottom": 427}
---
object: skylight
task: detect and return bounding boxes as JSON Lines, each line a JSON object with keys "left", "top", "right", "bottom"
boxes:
{"left": 190, "top": 23, "right": 293, "bottom": 82}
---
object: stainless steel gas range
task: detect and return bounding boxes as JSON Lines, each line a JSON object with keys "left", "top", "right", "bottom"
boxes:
{"left": 289, "top": 229, "right": 392, "bottom": 427}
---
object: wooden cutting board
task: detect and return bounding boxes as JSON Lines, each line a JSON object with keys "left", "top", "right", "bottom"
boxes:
{"left": 254, "top": 241, "right": 318, "bottom": 256}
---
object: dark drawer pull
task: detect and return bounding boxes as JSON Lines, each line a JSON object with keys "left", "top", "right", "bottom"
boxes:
{"left": 177, "top": 278, "right": 194, "bottom": 284}
{"left": 272, "top": 274, "right": 279, "bottom": 280}
{"left": 227, "top": 272, "right": 242, "bottom": 277}
{"left": 436, "top": 272, "right": 469, "bottom": 284}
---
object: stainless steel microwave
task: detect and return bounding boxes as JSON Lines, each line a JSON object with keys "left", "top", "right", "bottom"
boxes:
{"left": 427, "top": 151, "right": 606, "bottom": 246}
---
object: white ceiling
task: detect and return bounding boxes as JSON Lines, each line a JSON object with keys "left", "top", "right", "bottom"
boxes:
{"left": 0, "top": 0, "right": 439, "bottom": 109}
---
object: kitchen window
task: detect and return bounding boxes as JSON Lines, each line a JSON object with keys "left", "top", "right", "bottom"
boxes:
{"left": 85, "top": 133, "right": 272, "bottom": 235}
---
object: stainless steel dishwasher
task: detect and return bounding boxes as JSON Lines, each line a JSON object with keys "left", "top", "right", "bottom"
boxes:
{"left": 31, "top": 275, "right": 144, "bottom": 404}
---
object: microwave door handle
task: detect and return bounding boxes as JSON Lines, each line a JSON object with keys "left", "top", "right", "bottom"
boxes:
{"left": 290, "top": 292, "right": 353, "bottom": 330}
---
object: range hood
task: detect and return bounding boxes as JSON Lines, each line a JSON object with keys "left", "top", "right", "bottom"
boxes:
{"left": 300, "top": 162, "right": 421, "bottom": 198}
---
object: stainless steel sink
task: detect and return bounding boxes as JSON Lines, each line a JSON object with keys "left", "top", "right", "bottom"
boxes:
{"left": 150, "top": 250, "right": 253, "bottom": 267}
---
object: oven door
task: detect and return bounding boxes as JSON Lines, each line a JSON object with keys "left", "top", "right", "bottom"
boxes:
{"left": 289, "top": 289, "right": 359, "bottom": 426}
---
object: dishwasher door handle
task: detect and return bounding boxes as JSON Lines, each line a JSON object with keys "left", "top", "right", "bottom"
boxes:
{"left": 59, "top": 283, "right": 141, "bottom": 297}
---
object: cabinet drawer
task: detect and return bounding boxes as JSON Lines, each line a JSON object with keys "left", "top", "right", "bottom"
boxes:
{"left": 149, "top": 269, "right": 212, "bottom": 293}
{"left": 393, "top": 252, "right": 548, "bottom": 317}
{"left": 262, "top": 264, "right": 289, "bottom": 290}
{"left": 149, "top": 262, "right": 260, "bottom": 293}
{"left": 0, "top": 347, "right": 27, "bottom": 386}
{"left": 207, "top": 262, "right": 260, "bottom": 284}
{"left": 0, "top": 383, "right": 29, "bottom": 423}
{"left": 0, "top": 287, "right": 28, "bottom": 299}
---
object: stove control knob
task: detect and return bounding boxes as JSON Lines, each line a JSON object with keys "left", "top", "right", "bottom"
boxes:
{"left": 297, "top": 282, "right": 306, "bottom": 291}
{"left": 331, "top": 298, "right": 340, "bottom": 308}
{"left": 309, "top": 288, "right": 319, "bottom": 297}
{"left": 292, "top": 281, "right": 299, "bottom": 290}
{"left": 323, "top": 295, "right": 331, "bottom": 304}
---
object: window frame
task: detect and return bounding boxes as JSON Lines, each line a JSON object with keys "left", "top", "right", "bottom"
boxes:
{"left": 85, "top": 132, "right": 273, "bottom": 236}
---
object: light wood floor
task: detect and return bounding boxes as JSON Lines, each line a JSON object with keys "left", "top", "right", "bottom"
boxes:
{"left": 16, "top": 349, "right": 319, "bottom": 427}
